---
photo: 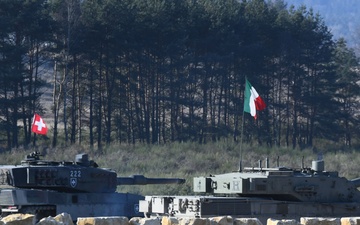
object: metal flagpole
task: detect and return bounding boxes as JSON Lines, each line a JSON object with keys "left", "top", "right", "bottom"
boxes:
{"left": 239, "top": 107, "right": 245, "bottom": 172}
{"left": 239, "top": 77, "right": 246, "bottom": 172}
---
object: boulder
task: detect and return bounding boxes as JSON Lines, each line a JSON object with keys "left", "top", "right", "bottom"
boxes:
{"left": 129, "top": 217, "right": 142, "bottom": 225}
{"left": 37, "top": 217, "right": 62, "bottom": 225}
{"left": 54, "top": 213, "right": 73, "bottom": 225}
{"left": 36, "top": 213, "right": 74, "bottom": 225}
{"left": 127, "top": 218, "right": 160, "bottom": 225}
{"left": 1, "top": 214, "right": 35, "bottom": 225}
{"left": 210, "top": 217, "right": 233, "bottom": 225}
{"left": 300, "top": 218, "right": 340, "bottom": 225}
{"left": 76, "top": 217, "right": 128, "bottom": 225}
{"left": 267, "top": 218, "right": 299, "bottom": 225}
{"left": 178, "top": 218, "right": 210, "bottom": 225}
{"left": 340, "top": 217, "right": 360, "bottom": 225}
{"left": 234, "top": 218, "right": 263, "bottom": 225}
{"left": 162, "top": 217, "right": 179, "bottom": 225}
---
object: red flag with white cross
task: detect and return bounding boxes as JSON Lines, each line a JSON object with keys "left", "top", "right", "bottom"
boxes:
{"left": 31, "top": 114, "right": 48, "bottom": 135}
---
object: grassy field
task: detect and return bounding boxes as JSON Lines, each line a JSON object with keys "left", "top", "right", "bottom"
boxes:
{"left": 1, "top": 141, "right": 359, "bottom": 195}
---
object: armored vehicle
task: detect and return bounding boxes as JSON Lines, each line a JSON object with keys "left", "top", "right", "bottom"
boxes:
{"left": 140, "top": 158, "right": 360, "bottom": 222}
{"left": 0, "top": 152, "right": 184, "bottom": 221}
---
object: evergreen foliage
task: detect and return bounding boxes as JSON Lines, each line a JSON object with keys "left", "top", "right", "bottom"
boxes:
{"left": 0, "top": 0, "right": 359, "bottom": 150}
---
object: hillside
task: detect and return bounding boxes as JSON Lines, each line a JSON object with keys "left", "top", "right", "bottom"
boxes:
{"left": 284, "top": 0, "right": 360, "bottom": 51}
{"left": 2, "top": 142, "right": 360, "bottom": 195}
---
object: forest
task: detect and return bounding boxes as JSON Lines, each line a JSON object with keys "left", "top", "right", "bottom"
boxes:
{"left": 0, "top": 0, "right": 359, "bottom": 151}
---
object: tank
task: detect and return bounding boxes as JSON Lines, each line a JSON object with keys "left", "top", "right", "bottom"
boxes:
{"left": 140, "top": 158, "right": 360, "bottom": 223}
{"left": 0, "top": 152, "right": 184, "bottom": 221}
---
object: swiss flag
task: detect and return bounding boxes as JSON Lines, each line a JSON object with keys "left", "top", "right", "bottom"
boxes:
{"left": 31, "top": 114, "right": 48, "bottom": 135}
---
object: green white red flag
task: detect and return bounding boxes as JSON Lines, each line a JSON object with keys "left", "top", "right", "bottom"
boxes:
{"left": 243, "top": 79, "right": 266, "bottom": 119}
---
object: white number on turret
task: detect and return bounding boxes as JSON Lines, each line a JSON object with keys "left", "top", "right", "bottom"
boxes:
{"left": 70, "top": 170, "right": 81, "bottom": 177}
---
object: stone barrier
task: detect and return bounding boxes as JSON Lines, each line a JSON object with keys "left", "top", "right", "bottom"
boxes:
{"left": 340, "top": 218, "right": 360, "bottom": 225}
{"left": 233, "top": 218, "right": 262, "bottom": 225}
{"left": 129, "top": 217, "right": 160, "bottom": 225}
{"left": 300, "top": 218, "right": 340, "bottom": 225}
{"left": 161, "top": 217, "right": 178, "bottom": 225}
{"left": 2, "top": 214, "right": 360, "bottom": 225}
{"left": 210, "top": 216, "right": 233, "bottom": 225}
{"left": 1, "top": 214, "right": 34, "bottom": 225}
{"left": 267, "top": 218, "right": 299, "bottom": 225}
{"left": 77, "top": 217, "right": 129, "bottom": 225}
{"left": 178, "top": 218, "right": 210, "bottom": 225}
{"left": 37, "top": 213, "right": 74, "bottom": 225}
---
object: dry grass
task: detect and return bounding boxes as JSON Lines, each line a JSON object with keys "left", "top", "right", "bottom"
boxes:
{"left": 1, "top": 142, "right": 359, "bottom": 195}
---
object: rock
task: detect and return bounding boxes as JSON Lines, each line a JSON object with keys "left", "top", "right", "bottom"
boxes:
{"left": 36, "top": 213, "right": 73, "bottom": 225}
{"left": 1, "top": 214, "right": 35, "bottom": 225}
{"left": 300, "top": 218, "right": 340, "bottom": 225}
{"left": 76, "top": 217, "right": 128, "bottom": 225}
{"left": 178, "top": 218, "right": 210, "bottom": 225}
{"left": 162, "top": 217, "right": 179, "bottom": 225}
{"left": 129, "top": 217, "right": 142, "bottom": 225}
{"left": 210, "top": 217, "right": 233, "bottom": 225}
{"left": 340, "top": 217, "right": 360, "bottom": 225}
{"left": 126, "top": 218, "right": 160, "bottom": 225}
{"left": 267, "top": 218, "right": 299, "bottom": 225}
{"left": 37, "top": 217, "right": 62, "bottom": 225}
{"left": 234, "top": 218, "right": 263, "bottom": 225}
{"left": 54, "top": 213, "right": 73, "bottom": 225}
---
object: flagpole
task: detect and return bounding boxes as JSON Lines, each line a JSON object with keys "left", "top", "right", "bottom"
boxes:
{"left": 239, "top": 106, "right": 245, "bottom": 172}
{"left": 33, "top": 133, "right": 36, "bottom": 146}
{"left": 32, "top": 113, "right": 36, "bottom": 146}
{"left": 239, "top": 77, "right": 247, "bottom": 172}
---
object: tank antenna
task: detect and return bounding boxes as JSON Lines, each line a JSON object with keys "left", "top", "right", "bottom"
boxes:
{"left": 301, "top": 156, "right": 304, "bottom": 169}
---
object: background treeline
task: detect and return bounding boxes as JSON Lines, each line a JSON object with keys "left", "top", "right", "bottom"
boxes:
{"left": 0, "top": 0, "right": 359, "bottom": 151}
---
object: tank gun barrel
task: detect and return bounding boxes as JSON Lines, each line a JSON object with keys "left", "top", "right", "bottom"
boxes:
{"left": 351, "top": 177, "right": 360, "bottom": 187}
{"left": 117, "top": 175, "right": 185, "bottom": 185}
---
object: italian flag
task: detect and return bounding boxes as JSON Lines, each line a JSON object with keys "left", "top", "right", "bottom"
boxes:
{"left": 243, "top": 79, "right": 266, "bottom": 119}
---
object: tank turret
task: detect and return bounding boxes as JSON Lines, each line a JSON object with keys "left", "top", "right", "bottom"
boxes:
{"left": 140, "top": 158, "right": 360, "bottom": 223}
{"left": 0, "top": 152, "right": 184, "bottom": 220}
{"left": 193, "top": 159, "right": 360, "bottom": 202}
{"left": 0, "top": 151, "right": 184, "bottom": 193}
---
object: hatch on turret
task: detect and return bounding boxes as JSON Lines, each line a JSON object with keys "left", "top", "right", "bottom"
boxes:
{"left": 194, "top": 173, "right": 252, "bottom": 194}
{"left": 194, "top": 176, "right": 251, "bottom": 194}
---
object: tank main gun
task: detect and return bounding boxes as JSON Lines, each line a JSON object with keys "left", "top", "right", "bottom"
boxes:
{"left": 350, "top": 177, "right": 360, "bottom": 188}
{"left": 117, "top": 175, "right": 185, "bottom": 185}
